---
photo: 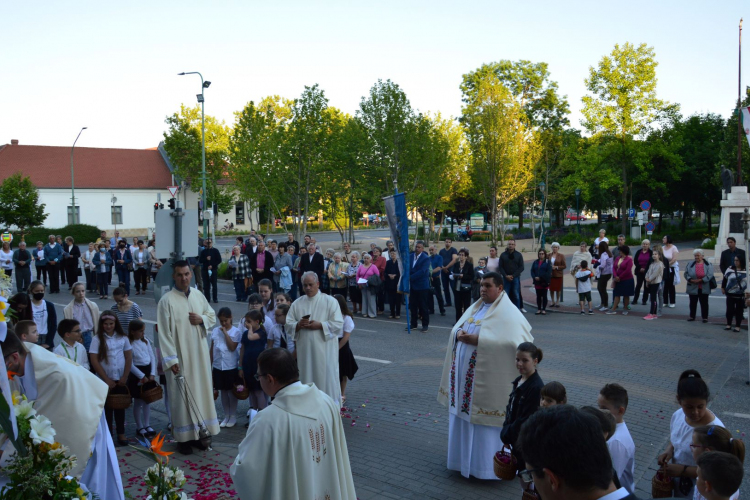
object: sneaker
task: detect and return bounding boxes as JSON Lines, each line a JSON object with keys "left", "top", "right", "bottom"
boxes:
{"left": 225, "top": 417, "right": 237, "bottom": 428}
{"left": 605, "top": 310, "right": 617, "bottom": 315}
{"left": 599, "top": 306, "right": 608, "bottom": 311}
{"left": 220, "top": 417, "right": 228, "bottom": 428}
{"left": 644, "top": 314, "right": 656, "bottom": 320}
{"left": 521, "top": 308, "right": 528, "bottom": 313}
{"left": 580, "top": 311, "right": 586, "bottom": 315}
{"left": 622, "top": 311, "right": 629, "bottom": 316}
{"left": 668, "top": 304, "right": 676, "bottom": 308}
{"left": 588, "top": 310, "right": 594, "bottom": 315}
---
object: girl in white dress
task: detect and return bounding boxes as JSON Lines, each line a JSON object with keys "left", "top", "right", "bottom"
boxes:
{"left": 89, "top": 311, "right": 132, "bottom": 447}
{"left": 691, "top": 425, "right": 744, "bottom": 500}
{"left": 126, "top": 319, "right": 157, "bottom": 439}
{"left": 658, "top": 370, "right": 724, "bottom": 497}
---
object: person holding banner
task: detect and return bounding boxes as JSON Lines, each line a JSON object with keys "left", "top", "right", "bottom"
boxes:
{"left": 408, "top": 241, "right": 431, "bottom": 333}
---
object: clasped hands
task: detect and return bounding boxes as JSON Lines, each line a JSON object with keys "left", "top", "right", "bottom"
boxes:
{"left": 456, "top": 328, "right": 478, "bottom": 346}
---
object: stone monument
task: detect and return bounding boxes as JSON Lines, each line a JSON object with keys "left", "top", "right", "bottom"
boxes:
{"left": 715, "top": 165, "right": 750, "bottom": 258}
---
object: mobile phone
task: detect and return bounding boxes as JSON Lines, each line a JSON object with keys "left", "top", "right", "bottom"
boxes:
{"left": 302, "top": 314, "right": 311, "bottom": 320}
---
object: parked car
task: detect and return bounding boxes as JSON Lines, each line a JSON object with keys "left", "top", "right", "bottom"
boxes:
{"left": 600, "top": 213, "right": 618, "bottom": 222}
{"left": 565, "top": 210, "right": 586, "bottom": 221}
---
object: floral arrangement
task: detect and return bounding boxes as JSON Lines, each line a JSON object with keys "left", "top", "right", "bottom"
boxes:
{"left": 0, "top": 392, "right": 91, "bottom": 499}
{"left": 0, "top": 270, "right": 12, "bottom": 299}
{"left": 132, "top": 433, "right": 193, "bottom": 500}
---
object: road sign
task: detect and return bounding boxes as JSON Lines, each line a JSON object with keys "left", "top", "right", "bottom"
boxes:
{"left": 168, "top": 186, "right": 179, "bottom": 198}
{"left": 645, "top": 222, "right": 655, "bottom": 233}
{"left": 640, "top": 200, "right": 651, "bottom": 211}
{"left": 627, "top": 208, "right": 636, "bottom": 218}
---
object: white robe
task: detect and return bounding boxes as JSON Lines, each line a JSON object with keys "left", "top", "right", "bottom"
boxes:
{"left": 230, "top": 382, "right": 356, "bottom": 500}
{"left": 446, "top": 303, "right": 501, "bottom": 480}
{"left": 286, "top": 292, "right": 343, "bottom": 404}
{"left": 157, "top": 287, "right": 219, "bottom": 442}
{"left": 13, "top": 343, "right": 124, "bottom": 500}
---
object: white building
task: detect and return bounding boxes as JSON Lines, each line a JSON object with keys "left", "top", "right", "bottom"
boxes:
{"left": 0, "top": 139, "right": 256, "bottom": 237}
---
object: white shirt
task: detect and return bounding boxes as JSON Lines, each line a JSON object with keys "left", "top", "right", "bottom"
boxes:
{"left": 338, "top": 315, "right": 355, "bottom": 339}
{"left": 486, "top": 257, "right": 500, "bottom": 273}
{"left": 211, "top": 326, "right": 242, "bottom": 371}
{"left": 574, "top": 269, "right": 594, "bottom": 293}
{"left": 53, "top": 341, "right": 90, "bottom": 370}
{"left": 694, "top": 486, "right": 739, "bottom": 500}
{"left": 608, "top": 422, "right": 636, "bottom": 493}
{"left": 31, "top": 301, "right": 48, "bottom": 335}
{"left": 267, "top": 323, "right": 295, "bottom": 352}
{"left": 89, "top": 333, "right": 132, "bottom": 381}
{"left": 129, "top": 337, "right": 157, "bottom": 380}
{"left": 598, "top": 487, "right": 631, "bottom": 500}
{"left": 0, "top": 250, "right": 12, "bottom": 270}
{"left": 670, "top": 408, "right": 724, "bottom": 467}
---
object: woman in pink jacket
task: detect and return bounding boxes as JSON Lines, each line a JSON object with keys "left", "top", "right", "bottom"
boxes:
{"left": 357, "top": 253, "right": 380, "bottom": 318}
{"left": 606, "top": 245, "right": 634, "bottom": 315}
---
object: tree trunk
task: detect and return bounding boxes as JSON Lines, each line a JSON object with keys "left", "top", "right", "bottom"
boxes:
{"left": 681, "top": 209, "right": 687, "bottom": 233}
{"left": 518, "top": 200, "right": 524, "bottom": 230}
{"left": 621, "top": 165, "right": 628, "bottom": 236}
{"left": 707, "top": 211, "right": 712, "bottom": 233}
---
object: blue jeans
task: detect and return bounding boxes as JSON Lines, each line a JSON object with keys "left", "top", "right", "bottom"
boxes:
{"left": 502, "top": 276, "right": 523, "bottom": 310}
{"left": 234, "top": 278, "right": 247, "bottom": 301}
{"left": 81, "top": 330, "right": 93, "bottom": 352}
{"left": 116, "top": 267, "right": 131, "bottom": 295}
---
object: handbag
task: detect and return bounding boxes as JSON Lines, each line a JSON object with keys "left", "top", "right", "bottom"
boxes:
{"left": 366, "top": 273, "right": 382, "bottom": 288}
{"left": 709, "top": 276, "right": 718, "bottom": 289}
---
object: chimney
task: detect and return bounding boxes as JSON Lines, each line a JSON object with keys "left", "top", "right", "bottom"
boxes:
{"left": 10, "top": 140, "right": 18, "bottom": 146}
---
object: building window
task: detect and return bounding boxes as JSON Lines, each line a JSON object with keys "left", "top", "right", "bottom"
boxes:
{"left": 235, "top": 202, "right": 245, "bottom": 225}
{"left": 67, "top": 206, "right": 80, "bottom": 225}
{"left": 111, "top": 206, "right": 123, "bottom": 225}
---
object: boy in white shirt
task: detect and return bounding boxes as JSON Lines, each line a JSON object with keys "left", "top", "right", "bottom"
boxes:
{"left": 267, "top": 303, "right": 295, "bottom": 353}
{"left": 574, "top": 260, "right": 594, "bottom": 315}
{"left": 597, "top": 383, "right": 636, "bottom": 493}
{"left": 15, "top": 320, "right": 50, "bottom": 350}
{"left": 53, "top": 319, "right": 90, "bottom": 369}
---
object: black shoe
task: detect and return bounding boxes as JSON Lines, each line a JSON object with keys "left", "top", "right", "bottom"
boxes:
{"left": 405, "top": 326, "right": 417, "bottom": 331}
{"left": 177, "top": 441, "right": 193, "bottom": 455}
{"left": 116, "top": 437, "right": 129, "bottom": 447}
{"left": 687, "top": 318, "right": 696, "bottom": 322}
{"left": 702, "top": 319, "right": 708, "bottom": 323}
{"left": 421, "top": 327, "right": 429, "bottom": 333}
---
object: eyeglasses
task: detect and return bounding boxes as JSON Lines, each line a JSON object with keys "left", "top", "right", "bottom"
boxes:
{"left": 518, "top": 468, "right": 543, "bottom": 483}
{"left": 253, "top": 373, "right": 266, "bottom": 381}
{"left": 71, "top": 329, "right": 82, "bottom": 334}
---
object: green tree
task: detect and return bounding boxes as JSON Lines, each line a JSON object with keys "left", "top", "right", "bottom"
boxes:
{"left": 462, "top": 73, "right": 540, "bottom": 246}
{"left": 0, "top": 173, "right": 47, "bottom": 238}
{"left": 162, "top": 105, "right": 233, "bottom": 230}
{"left": 581, "top": 42, "right": 679, "bottom": 234}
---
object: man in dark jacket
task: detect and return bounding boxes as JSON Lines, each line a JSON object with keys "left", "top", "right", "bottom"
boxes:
{"left": 499, "top": 240, "right": 525, "bottom": 312}
{"left": 299, "top": 243, "right": 325, "bottom": 283}
{"left": 199, "top": 238, "right": 222, "bottom": 303}
{"left": 13, "top": 241, "right": 32, "bottom": 293}
{"left": 720, "top": 237, "right": 747, "bottom": 275}
{"left": 252, "top": 240, "right": 274, "bottom": 286}
{"left": 518, "top": 405, "right": 642, "bottom": 500}
{"left": 408, "top": 241, "right": 431, "bottom": 332}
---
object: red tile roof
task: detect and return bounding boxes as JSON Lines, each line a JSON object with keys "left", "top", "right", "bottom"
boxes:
{"left": 0, "top": 144, "right": 173, "bottom": 189}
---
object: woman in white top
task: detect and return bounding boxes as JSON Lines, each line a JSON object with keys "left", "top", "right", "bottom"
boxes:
{"left": 333, "top": 294, "right": 358, "bottom": 406}
{"left": 89, "top": 311, "right": 133, "bottom": 446}
{"left": 592, "top": 229, "right": 609, "bottom": 260}
{"left": 0, "top": 242, "right": 13, "bottom": 279}
{"left": 82, "top": 242, "right": 98, "bottom": 293}
{"left": 662, "top": 235, "right": 680, "bottom": 308}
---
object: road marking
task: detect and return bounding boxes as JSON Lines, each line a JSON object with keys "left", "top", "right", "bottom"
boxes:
{"left": 353, "top": 356, "right": 391, "bottom": 364}
{"left": 357, "top": 317, "right": 452, "bottom": 329}
{"left": 723, "top": 412, "right": 750, "bottom": 419}
{"left": 356, "top": 329, "right": 377, "bottom": 333}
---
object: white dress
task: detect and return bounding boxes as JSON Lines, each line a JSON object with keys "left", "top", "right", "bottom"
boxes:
{"left": 446, "top": 302, "right": 502, "bottom": 480}
{"left": 670, "top": 408, "right": 724, "bottom": 498}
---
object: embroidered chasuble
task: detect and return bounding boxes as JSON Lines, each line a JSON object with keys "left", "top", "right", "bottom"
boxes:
{"left": 231, "top": 382, "right": 356, "bottom": 500}
{"left": 157, "top": 287, "right": 220, "bottom": 442}
{"left": 286, "top": 292, "right": 344, "bottom": 403}
{"left": 437, "top": 292, "right": 533, "bottom": 479}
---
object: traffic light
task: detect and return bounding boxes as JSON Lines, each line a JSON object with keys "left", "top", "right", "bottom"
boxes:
{"left": 168, "top": 198, "right": 176, "bottom": 210}
{"left": 159, "top": 203, "right": 164, "bottom": 209}
{"left": 154, "top": 202, "right": 159, "bottom": 211}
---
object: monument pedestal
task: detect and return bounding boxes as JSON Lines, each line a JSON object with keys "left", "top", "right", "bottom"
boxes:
{"left": 714, "top": 186, "right": 750, "bottom": 260}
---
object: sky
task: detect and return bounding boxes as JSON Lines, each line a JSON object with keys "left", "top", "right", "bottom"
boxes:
{"left": 2, "top": 1, "right": 747, "bottom": 150}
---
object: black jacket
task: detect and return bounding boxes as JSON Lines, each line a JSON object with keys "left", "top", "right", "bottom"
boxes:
{"left": 720, "top": 247, "right": 747, "bottom": 274}
{"left": 633, "top": 248, "right": 653, "bottom": 275}
{"left": 530, "top": 259, "right": 552, "bottom": 286}
{"left": 199, "top": 247, "right": 222, "bottom": 269}
{"left": 501, "top": 371, "right": 544, "bottom": 454}
{"left": 63, "top": 244, "right": 81, "bottom": 269}
{"left": 300, "top": 252, "right": 325, "bottom": 282}
{"left": 499, "top": 250, "right": 524, "bottom": 279}
{"left": 451, "top": 261, "right": 474, "bottom": 290}
{"left": 384, "top": 259, "right": 400, "bottom": 291}
{"left": 252, "top": 249, "right": 274, "bottom": 283}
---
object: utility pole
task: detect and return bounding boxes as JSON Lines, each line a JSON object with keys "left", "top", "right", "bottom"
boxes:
{"left": 739, "top": 18, "right": 744, "bottom": 185}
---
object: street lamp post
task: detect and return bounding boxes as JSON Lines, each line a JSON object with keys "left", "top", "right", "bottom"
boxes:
{"left": 575, "top": 188, "right": 582, "bottom": 233}
{"left": 743, "top": 208, "right": 750, "bottom": 384}
{"left": 539, "top": 182, "right": 546, "bottom": 250}
{"left": 70, "top": 127, "right": 87, "bottom": 225}
{"left": 178, "top": 71, "right": 211, "bottom": 238}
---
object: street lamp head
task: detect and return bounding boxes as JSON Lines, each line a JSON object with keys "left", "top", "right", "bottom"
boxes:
{"left": 538, "top": 181, "right": 546, "bottom": 194}
{"left": 196, "top": 94, "right": 205, "bottom": 103}
{"left": 178, "top": 72, "right": 186, "bottom": 76}
{"left": 575, "top": 188, "right": 581, "bottom": 197}
{"left": 203, "top": 81, "right": 211, "bottom": 88}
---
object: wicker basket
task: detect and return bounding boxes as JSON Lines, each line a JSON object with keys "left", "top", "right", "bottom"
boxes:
{"left": 232, "top": 378, "right": 250, "bottom": 400}
{"left": 105, "top": 386, "right": 132, "bottom": 410}
{"left": 493, "top": 445, "right": 517, "bottom": 480}
{"left": 522, "top": 488, "right": 540, "bottom": 500}
{"left": 652, "top": 468, "right": 673, "bottom": 498}
{"left": 213, "top": 389, "right": 219, "bottom": 401}
{"left": 140, "top": 381, "right": 163, "bottom": 404}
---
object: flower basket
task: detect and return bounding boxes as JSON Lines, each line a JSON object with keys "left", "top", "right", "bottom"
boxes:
{"left": 652, "top": 468, "right": 673, "bottom": 498}
{"left": 105, "top": 385, "right": 132, "bottom": 410}
{"left": 140, "top": 380, "right": 163, "bottom": 404}
{"left": 522, "top": 488, "right": 540, "bottom": 500}
{"left": 232, "top": 378, "right": 250, "bottom": 400}
{"left": 493, "top": 445, "right": 517, "bottom": 480}
{"left": 213, "top": 388, "right": 219, "bottom": 401}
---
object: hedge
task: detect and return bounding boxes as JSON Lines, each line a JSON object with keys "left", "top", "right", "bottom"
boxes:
{"left": 20, "top": 224, "right": 101, "bottom": 245}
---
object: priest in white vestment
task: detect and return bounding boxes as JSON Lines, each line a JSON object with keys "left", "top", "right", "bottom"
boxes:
{"left": 2, "top": 331, "right": 124, "bottom": 500}
{"left": 437, "top": 271, "right": 533, "bottom": 480}
{"left": 231, "top": 348, "right": 356, "bottom": 500}
{"left": 157, "top": 260, "right": 219, "bottom": 454}
{"left": 286, "top": 272, "right": 344, "bottom": 404}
